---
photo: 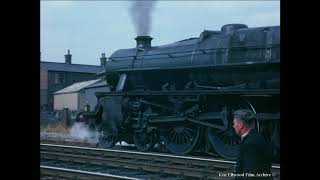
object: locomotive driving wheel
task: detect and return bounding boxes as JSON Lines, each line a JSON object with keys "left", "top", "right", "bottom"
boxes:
{"left": 133, "top": 130, "right": 156, "bottom": 152}
{"left": 158, "top": 123, "right": 200, "bottom": 155}
{"left": 207, "top": 127, "right": 240, "bottom": 160}
{"left": 207, "top": 97, "right": 256, "bottom": 160}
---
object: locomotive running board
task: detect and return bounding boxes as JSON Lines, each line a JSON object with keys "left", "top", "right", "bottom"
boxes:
{"left": 95, "top": 89, "right": 279, "bottom": 97}
{"left": 149, "top": 112, "right": 228, "bottom": 130}
{"left": 149, "top": 112, "right": 279, "bottom": 129}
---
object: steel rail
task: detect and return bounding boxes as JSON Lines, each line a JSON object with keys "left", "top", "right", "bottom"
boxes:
{"left": 40, "top": 139, "right": 97, "bottom": 148}
{"left": 41, "top": 165, "right": 141, "bottom": 180}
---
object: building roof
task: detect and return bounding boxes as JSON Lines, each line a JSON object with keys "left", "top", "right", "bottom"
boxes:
{"left": 84, "top": 80, "right": 108, "bottom": 89}
{"left": 41, "top": 61, "right": 103, "bottom": 74}
{"left": 54, "top": 79, "right": 102, "bottom": 94}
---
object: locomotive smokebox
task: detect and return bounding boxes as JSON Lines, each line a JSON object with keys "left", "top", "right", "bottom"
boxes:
{"left": 135, "top": 36, "right": 153, "bottom": 48}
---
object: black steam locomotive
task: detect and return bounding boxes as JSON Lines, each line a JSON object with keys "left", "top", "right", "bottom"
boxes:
{"left": 80, "top": 24, "right": 280, "bottom": 161}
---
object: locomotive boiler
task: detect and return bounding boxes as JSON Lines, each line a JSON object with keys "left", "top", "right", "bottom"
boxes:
{"left": 80, "top": 24, "right": 280, "bottom": 161}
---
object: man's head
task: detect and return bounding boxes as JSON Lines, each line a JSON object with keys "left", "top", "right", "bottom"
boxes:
{"left": 233, "top": 109, "right": 256, "bottom": 136}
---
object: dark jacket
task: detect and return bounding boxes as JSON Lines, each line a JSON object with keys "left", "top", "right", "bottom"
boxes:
{"left": 235, "top": 129, "right": 273, "bottom": 180}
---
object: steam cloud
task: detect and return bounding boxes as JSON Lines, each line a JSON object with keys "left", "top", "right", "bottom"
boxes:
{"left": 70, "top": 122, "right": 98, "bottom": 141}
{"left": 129, "top": 1, "right": 157, "bottom": 36}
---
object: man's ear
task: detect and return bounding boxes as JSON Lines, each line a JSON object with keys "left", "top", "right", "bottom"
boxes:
{"left": 239, "top": 121, "right": 244, "bottom": 129}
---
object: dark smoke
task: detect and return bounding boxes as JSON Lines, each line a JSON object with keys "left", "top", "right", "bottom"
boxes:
{"left": 129, "top": 1, "right": 157, "bottom": 36}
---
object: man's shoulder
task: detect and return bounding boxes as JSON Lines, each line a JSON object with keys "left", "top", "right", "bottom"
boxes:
{"left": 243, "top": 130, "right": 266, "bottom": 146}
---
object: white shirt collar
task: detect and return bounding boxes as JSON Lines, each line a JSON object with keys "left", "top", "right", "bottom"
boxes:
{"left": 241, "top": 131, "right": 249, "bottom": 140}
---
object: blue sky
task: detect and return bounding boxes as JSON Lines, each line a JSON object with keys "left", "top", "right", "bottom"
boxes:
{"left": 40, "top": 1, "right": 280, "bottom": 66}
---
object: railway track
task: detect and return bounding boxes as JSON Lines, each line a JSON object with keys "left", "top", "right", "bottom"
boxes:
{"left": 40, "top": 139, "right": 97, "bottom": 148}
{"left": 41, "top": 132, "right": 132, "bottom": 152}
{"left": 41, "top": 143, "right": 280, "bottom": 180}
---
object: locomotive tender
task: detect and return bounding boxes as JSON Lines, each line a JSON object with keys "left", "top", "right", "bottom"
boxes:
{"left": 80, "top": 24, "right": 280, "bottom": 161}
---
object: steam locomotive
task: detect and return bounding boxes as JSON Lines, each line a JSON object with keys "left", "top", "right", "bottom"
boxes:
{"left": 79, "top": 24, "right": 280, "bottom": 161}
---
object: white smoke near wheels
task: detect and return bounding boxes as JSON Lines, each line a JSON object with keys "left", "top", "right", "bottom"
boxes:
{"left": 129, "top": 0, "right": 157, "bottom": 36}
{"left": 69, "top": 122, "right": 98, "bottom": 141}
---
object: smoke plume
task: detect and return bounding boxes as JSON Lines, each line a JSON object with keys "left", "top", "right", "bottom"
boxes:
{"left": 129, "top": 1, "right": 157, "bottom": 36}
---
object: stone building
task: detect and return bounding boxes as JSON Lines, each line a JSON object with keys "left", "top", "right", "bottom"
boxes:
{"left": 40, "top": 50, "right": 106, "bottom": 110}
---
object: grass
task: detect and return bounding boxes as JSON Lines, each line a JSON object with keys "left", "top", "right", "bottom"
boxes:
{"left": 40, "top": 120, "right": 70, "bottom": 133}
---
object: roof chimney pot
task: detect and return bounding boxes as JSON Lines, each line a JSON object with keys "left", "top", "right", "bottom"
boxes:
{"left": 65, "top": 49, "right": 72, "bottom": 64}
{"left": 100, "top": 53, "right": 107, "bottom": 67}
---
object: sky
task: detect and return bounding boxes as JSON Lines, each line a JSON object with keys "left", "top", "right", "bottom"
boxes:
{"left": 40, "top": 1, "right": 280, "bottom": 66}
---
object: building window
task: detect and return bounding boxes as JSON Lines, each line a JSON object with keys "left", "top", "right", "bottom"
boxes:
{"left": 54, "top": 73, "right": 59, "bottom": 84}
{"left": 54, "top": 73, "right": 65, "bottom": 84}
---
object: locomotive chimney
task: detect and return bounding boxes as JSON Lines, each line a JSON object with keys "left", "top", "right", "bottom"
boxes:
{"left": 65, "top": 49, "right": 72, "bottom": 64}
{"left": 135, "top": 36, "right": 153, "bottom": 48}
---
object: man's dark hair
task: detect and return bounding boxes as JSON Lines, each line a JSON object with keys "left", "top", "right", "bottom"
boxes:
{"left": 234, "top": 109, "right": 256, "bottom": 127}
